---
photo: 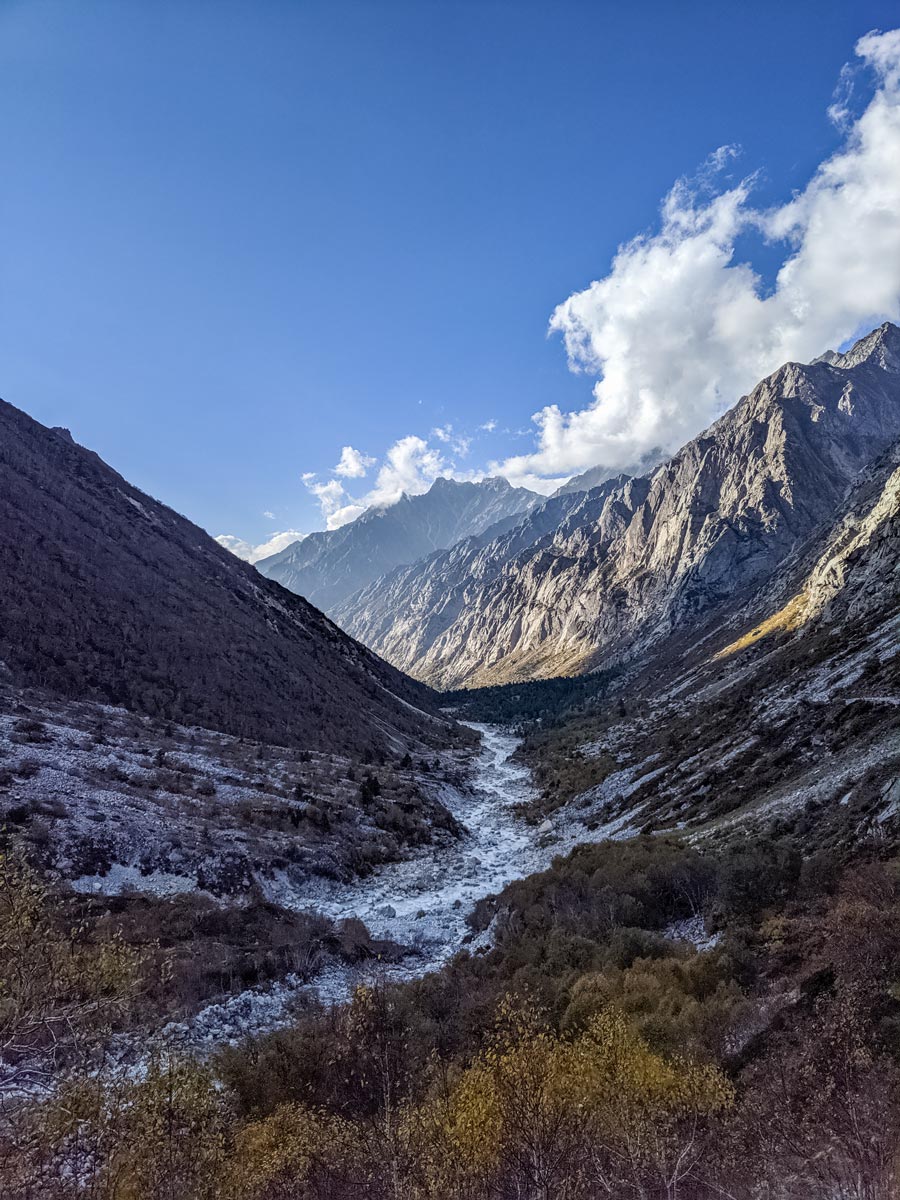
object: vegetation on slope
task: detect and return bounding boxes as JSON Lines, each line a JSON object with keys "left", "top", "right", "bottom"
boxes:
{"left": 5, "top": 822, "right": 900, "bottom": 1197}
{"left": 442, "top": 668, "right": 620, "bottom": 728}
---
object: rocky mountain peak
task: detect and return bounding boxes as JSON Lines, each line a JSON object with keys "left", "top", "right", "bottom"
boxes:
{"left": 427, "top": 475, "right": 517, "bottom": 495}
{"left": 823, "top": 320, "right": 900, "bottom": 372}
{"left": 257, "top": 473, "right": 539, "bottom": 613}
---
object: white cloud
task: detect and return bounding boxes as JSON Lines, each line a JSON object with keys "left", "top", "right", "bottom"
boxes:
{"left": 479, "top": 419, "right": 497, "bottom": 432}
{"left": 364, "top": 435, "right": 447, "bottom": 506}
{"left": 305, "top": 478, "right": 359, "bottom": 528}
{"left": 857, "top": 26, "right": 900, "bottom": 89}
{"left": 216, "top": 530, "right": 306, "bottom": 564}
{"left": 334, "top": 445, "right": 375, "bottom": 478}
{"left": 263, "top": 510, "right": 275, "bottom": 520}
{"left": 497, "top": 28, "right": 900, "bottom": 482}
{"left": 216, "top": 534, "right": 255, "bottom": 559}
{"left": 704, "top": 143, "right": 741, "bottom": 173}
{"left": 305, "top": 434, "right": 450, "bottom": 529}
{"left": 431, "top": 423, "right": 473, "bottom": 456}
{"left": 828, "top": 61, "right": 856, "bottom": 129}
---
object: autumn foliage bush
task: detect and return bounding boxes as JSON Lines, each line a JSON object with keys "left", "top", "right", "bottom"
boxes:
{"left": 5, "top": 838, "right": 900, "bottom": 1198}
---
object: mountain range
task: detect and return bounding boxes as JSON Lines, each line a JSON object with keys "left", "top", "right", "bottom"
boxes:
{"left": 504, "top": 417, "right": 900, "bottom": 866}
{"left": 4, "top": 319, "right": 900, "bottom": 1194}
{"left": 255, "top": 475, "right": 539, "bottom": 613}
{"left": 3, "top": 322, "right": 898, "bottom": 875}
{"left": 334, "top": 322, "right": 900, "bottom": 689}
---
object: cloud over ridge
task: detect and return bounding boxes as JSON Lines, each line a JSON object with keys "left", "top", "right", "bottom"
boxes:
{"left": 497, "top": 27, "right": 900, "bottom": 482}
{"left": 215, "top": 530, "right": 306, "bottom": 563}
{"left": 306, "top": 435, "right": 450, "bottom": 529}
{"left": 294, "top": 28, "right": 900, "bottom": 532}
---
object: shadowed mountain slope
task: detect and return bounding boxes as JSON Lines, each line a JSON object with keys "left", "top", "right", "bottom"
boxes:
{"left": 0, "top": 399, "right": 467, "bottom": 755}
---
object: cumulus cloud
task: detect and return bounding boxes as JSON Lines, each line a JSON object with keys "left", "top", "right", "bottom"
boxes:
{"left": 216, "top": 530, "right": 306, "bottom": 564}
{"left": 370, "top": 435, "right": 447, "bottom": 501}
{"left": 305, "top": 435, "right": 450, "bottom": 529}
{"left": 334, "top": 445, "right": 375, "bottom": 478}
{"left": 304, "top": 478, "right": 360, "bottom": 528}
{"left": 497, "top": 28, "right": 900, "bottom": 483}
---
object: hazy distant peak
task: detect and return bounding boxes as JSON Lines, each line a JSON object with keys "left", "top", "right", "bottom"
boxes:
{"left": 258, "top": 473, "right": 540, "bottom": 612}
{"left": 553, "top": 448, "right": 668, "bottom": 498}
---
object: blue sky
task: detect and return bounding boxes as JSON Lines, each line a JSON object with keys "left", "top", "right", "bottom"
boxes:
{"left": 3, "top": 1, "right": 900, "bottom": 552}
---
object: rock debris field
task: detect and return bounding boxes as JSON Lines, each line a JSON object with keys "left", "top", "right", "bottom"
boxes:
{"left": 169, "top": 723, "right": 596, "bottom": 1051}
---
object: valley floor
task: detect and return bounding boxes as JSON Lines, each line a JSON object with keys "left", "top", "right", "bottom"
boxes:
{"left": 166, "top": 722, "right": 607, "bottom": 1049}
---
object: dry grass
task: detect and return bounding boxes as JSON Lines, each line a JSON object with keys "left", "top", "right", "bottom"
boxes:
{"left": 712, "top": 591, "right": 809, "bottom": 660}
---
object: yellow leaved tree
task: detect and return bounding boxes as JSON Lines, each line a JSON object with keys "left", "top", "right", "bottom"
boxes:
{"left": 402, "top": 999, "right": 733, "bottom": 1200}
{"left": 0, "top": 850, "right": 143, "bottom": 1091}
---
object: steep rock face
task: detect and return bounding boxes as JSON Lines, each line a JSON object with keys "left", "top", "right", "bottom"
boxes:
{"left": 256, "top": 476, "right": 539, "bottom": 613}
{"left": 344, "top": 323, "right": 900, "bottom": 689}
{"left": 0, "top": 399, "right": 466, "bottom": 754}
{"left": 711, "top": 436, "right": 900, "bottom": 658}
{"left": 422, "top": 438, "right": 900, "bottom": 882}
{"left": 507, "top": 433, "right": 900, "bottom": 856}
{"left": 334, "top": 481, "right": 628, "bottom": 676}
{"left": 802, "top": 450, "right": 900, "bottom": 625}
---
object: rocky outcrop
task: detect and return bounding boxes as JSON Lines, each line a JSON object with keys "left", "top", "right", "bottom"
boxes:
{"left": 712, "top": 436, "right": 900, "bottom": 658}
{"left": 801, "top": 450, "right": 900, "bottom": 624}
{"left": 339, "top": 323, "right": 900, "bottom": 689}
{"left": 256, "top": 476, "right": 539, "bottom": 613}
